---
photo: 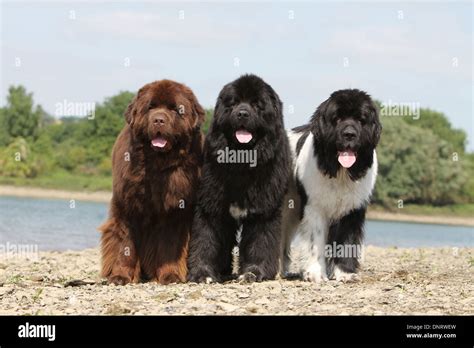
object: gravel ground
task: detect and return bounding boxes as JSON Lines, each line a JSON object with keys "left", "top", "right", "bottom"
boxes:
{"left": 0, "top": 246, "right": 472, "bottom": 315}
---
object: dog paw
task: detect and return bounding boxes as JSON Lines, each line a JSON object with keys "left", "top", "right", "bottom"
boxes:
{"left": 334, "top": 268, "right": 359, "bottom": 283}
{"left": 187, "top": 267, "right": 217, "bottom": 283}
{"left": 238, "top": 272, "right": 257, "bottom": 284}
{"left": 302, "top": 268, "right": 328, "bottom": 283}
{"left": 107, "top": 275, "right": 132, "bottom": 286}
{"left": 239, "top": 265, "right": 274, "bottom": 282}
{"left": 158, "top": 273, "right": 182, "bottom": 285}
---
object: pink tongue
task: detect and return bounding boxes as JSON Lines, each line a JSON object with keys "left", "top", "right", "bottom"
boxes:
{"left": 338, "top": 151, "right": 356, "bottom": 168}
{"left": 151, "top": 137, "right": 167, "bottom": 148}
{"left": 235, "top": 129, "right": 253, "bottom": 144}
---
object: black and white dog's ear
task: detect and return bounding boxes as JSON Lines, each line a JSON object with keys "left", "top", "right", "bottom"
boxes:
{"left": 370, "top": 103, "right": 382, "bottom": 147}
{"left": 310, "top": 98, "right": 330, "bottom": 139}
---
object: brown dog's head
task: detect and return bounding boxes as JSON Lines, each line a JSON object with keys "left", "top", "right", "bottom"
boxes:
{"left": 125, "top": 80, "right": 205, "bottom": 153}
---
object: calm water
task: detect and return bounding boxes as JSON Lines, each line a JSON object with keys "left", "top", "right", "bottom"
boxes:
{"left": 0, "top": 196, "right": 472, "bottom": 251}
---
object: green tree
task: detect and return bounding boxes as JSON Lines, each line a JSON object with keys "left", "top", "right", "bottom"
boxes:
{"left": 3, "top": 86, "right": 42, "bottom": 140}
{"left": 403, "top": 108, "right": 467, "bottom": 152}
{"left": 374, "top": 116, "right": 470, "bottom": 206}
{"left": 202, "top": 109, "right": 213, "bottom": 134}
{"left": 0, "top": 108, "right": 11, "bottom": 146}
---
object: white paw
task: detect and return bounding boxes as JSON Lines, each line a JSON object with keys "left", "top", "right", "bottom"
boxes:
{"left": 334, "top": 267, "right": 359, "bottom": 283}
{"left": 238, "top": 272, "right": 257, "bottom": 284}
{"left": 302, "top": 266, "right": 328, "bottom": 283}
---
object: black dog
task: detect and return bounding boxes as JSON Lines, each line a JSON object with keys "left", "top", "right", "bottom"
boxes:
{"left": 187, "top": 74, "right": 291, "bottom": 283}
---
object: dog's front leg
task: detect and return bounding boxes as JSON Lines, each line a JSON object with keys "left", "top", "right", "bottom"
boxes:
{"left": 299, "top": 216, "right": 328, "bottom": 282}
{"left": 100, "top": 220, "right": 141, "bottom": 285}
{"left": 238, "top": 215, "right": 281, "bottom": 282}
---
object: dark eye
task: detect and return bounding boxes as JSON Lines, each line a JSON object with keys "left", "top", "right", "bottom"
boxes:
{"left": 224, "top": 97, "right": 235, "bottom": 107}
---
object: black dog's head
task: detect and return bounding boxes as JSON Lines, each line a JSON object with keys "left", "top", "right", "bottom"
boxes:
{"left": 208, "top": 74, "right": 284, "bottom": 163}
{"left": 311, "top": 89, "right": 381, "bottom": 180}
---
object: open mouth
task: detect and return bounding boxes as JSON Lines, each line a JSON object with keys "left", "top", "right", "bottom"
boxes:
{"left": 235, "top": 128, "right": 253, "bottom": 144}
{"left": 338, "top": 150, "right": 357, "bottom": 168}
{"left": 151, "top": 134, "right": 168, "bottom": 149}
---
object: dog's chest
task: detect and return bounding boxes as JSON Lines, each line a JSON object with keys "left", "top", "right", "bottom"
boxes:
{"left": 300, "top": 158, "right": 375, "bottom": 223}
{"left": 311, "top": 172, "right": 364, "bottom": 221}
{"left": 229, "top": 203, "right": 248, "bottom": 220}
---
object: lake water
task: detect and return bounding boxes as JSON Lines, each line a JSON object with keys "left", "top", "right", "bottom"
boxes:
{"left": 0, "top": 196, "right": 472, "bottom": 251}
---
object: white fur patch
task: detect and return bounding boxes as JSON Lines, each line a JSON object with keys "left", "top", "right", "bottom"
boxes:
{"left": 229, "top": 203, "right": 248, "bottom": 220}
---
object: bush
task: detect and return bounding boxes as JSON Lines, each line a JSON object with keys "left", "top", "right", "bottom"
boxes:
{"left": 0, "top": 138, "right": 40, "bottom": 178}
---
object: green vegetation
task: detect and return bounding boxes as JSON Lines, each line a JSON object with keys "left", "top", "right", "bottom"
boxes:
{"left": 374, "top": 116, "right": 472, "bottom": 206}
{"left": 0, "top": 85, "right": 473, "bottom": 217}
{"left": 0, "top": 171, "right": 112, "bottom": 191}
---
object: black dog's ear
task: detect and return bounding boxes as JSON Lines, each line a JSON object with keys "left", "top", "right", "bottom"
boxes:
{"left": 265, "top": 85, "right": 283, "bottom": 117}
{"left": 124, "top": 87, "right": 147, "bottom": 127}
{"left": 272, "top": 92, "right": 283, "bottom": 116}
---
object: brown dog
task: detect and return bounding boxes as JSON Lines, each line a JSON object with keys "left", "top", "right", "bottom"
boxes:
{"left": 99, "top": 80, "right": 204, "bottom": 285}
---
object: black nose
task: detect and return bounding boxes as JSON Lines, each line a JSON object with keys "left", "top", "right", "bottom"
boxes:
{"left": 342, "top": 127, "right": 357, "bottom": 140}
{"left": 153, "top": 116, "right": 165, "bottom": 126}
{"left": 238, "top": 110, "right": 249, "bottom": 119}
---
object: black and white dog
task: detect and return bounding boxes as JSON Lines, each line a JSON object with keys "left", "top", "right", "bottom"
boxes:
{"left": 281, "top": 89, "right": 381, "bottom": 282}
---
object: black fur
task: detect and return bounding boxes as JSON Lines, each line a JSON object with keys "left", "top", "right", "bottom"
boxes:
{"left": 187, "top": 74, "right": 291, "bottom": 282}
{"left": 327, "top": 206, "right": 367, "bottom": 275}
{"left": 295, "top": 174, "right": 307, "bottom": 220}
{"left": 309, "top": 89, "right": 381, "bottom": 180}
{"left": 293, "top": 124, "right": 310, "bottom": 156}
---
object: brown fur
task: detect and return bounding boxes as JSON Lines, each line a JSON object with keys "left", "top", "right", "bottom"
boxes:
{"left": 99, "top": 80, "right": 204, "bottom": 285}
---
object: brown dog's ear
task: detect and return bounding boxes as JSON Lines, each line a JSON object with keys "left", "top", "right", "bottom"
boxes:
{"left": 124, "top": 87, "right": 146, "bottom": 127}
{"left": 187, "top": 90, "right": 205, "bottom": 128}
{"left": 124, "top": 96, "right": 137, "bottom": 126}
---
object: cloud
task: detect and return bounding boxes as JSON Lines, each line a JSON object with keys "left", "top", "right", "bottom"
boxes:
{"left": 76, "top": 11, "right": 240, "bottom": 45}
{"left": 319, "top": 14, "right": 471, "bottom": 81}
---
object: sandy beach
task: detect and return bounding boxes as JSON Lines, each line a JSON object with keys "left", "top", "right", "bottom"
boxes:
{"left": 0, "top": 246, "right": 472, "bottom": 315}
{"left": 1, "top": 185, "right": 473, "bottom": 226}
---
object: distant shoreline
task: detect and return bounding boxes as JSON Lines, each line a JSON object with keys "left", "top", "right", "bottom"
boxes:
{"left": 1, "top": 185, "right": 473, "bottom": 227}
{"left": 0, "top": 185, "right": 111, "bottom": 204}
{"left": 366, "top": 210, "right": 473, "bottom": 227}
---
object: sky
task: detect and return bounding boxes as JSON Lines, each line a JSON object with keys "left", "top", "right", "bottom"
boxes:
{"left": 1, "top": 0, "right": 473, "bottom": 149}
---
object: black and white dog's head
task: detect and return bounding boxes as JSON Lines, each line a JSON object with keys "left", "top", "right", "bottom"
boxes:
{"left": 310, "top": 89, "right": 381, "bottom": 180}
{"left": 208, "top": 74, "right": 284, "bottom": 164}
